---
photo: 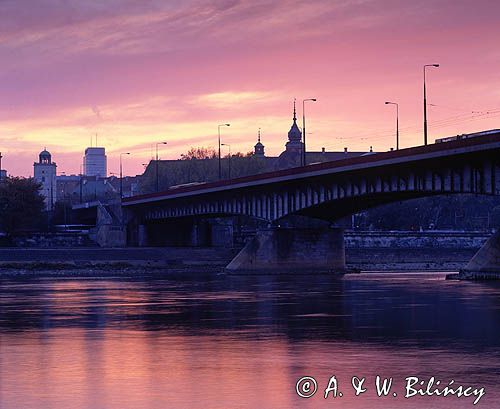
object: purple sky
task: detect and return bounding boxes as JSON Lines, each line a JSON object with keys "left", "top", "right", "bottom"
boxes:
{"left": 1, "top": 0, "right": 500, "bottom": 176}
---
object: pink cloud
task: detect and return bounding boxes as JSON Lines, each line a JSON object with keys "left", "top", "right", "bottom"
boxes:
{"left": 1, "top": 0, "right": 500, "bottom": 177}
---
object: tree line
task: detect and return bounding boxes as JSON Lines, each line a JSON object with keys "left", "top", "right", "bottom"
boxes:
{"left": 0, "top": 177, "right": 44, "bottom": 236}
{"left": 140, "top": 147, "right": 269, "bottom": 193}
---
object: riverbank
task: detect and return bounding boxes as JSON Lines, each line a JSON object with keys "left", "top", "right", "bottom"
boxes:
{"left": 0, "top": 230, "right": 488, "bottom": 273}
{"left": 346, "top": 248, "right": 478, "bottom": 271}
{"left": 0, "top": 245, "right": 479, "bottom": 276}
{"left": 0, "top": 247, "right": 237, "bottom": 276}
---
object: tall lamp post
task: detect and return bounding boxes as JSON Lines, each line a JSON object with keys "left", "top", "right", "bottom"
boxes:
{"left": 423, "top": 63, "right": 439, "bottom": 145}
{"left": 385, "top": 101, "right": 399, "bottom": 150}
{"left": 156, "top": 141, "right": 167, "bottom": 192}
{"left": 120, "top": 152, "right": 130, "bottom": 199}
{"left": 46, "top": 188, "right": 50, "bottom": 229}
{"left": 218, "top": 123, "right": 230, "bottom": 179}
{"left": 49, "top": 177, "right": 54, "bottom": 211}
{"left": 302, "top": 98, "right": 317, "bottom": 166}
{"left": 221, "top": 143, "right": 231, "bottom": 179}
{"left": 79, "top": 164, "right": 83, "bottom": 204}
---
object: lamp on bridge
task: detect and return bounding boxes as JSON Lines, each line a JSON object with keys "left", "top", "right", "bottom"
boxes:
{"left": 302, "top": 98, "right": 317, "bottom": 166}
{"left": 385, "top": 101, "right": 399, "bottom": 150}
{"left": 423, "top": 63, "right": 439, "bottom": 146}
{"left": 221, "top": 143, "right": 231, "bottom": 179}
{"left": 120, "top": 152, "right": 130, "bottom": 200}
{"left": 155, "top": 141, "right": 167, "bottom": 192}
{"left": 218, "top": 123, "right": 230, "bottom": 180}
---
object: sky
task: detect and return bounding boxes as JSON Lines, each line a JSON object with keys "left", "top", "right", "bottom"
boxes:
{"left": 1, "top": 0, "right": 500, "bottom": 177}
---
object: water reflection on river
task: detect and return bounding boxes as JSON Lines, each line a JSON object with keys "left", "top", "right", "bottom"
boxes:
{"left": 0, "top": 272, "right": 499, "bottom": 408}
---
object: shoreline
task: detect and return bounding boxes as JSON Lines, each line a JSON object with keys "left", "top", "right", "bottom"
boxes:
{"left": 0, "top": 268, "right": 456, "bottom": 279}
{"left": 0, "top": 246, "right": 478, "bottom": 278}
{"left": 0, "top": 261, "right": 462, "bottom": 279}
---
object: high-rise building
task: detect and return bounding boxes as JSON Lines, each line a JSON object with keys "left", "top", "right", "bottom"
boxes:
{"left": 33, "top": 148, "right": 57, "bottom": 210}
{"left": 83, "top": 147, "right": 107, "bottom": 177}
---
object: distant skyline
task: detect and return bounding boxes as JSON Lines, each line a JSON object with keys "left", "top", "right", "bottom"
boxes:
{"left": 1, "top": 0, "right": 500, "bottom": 177}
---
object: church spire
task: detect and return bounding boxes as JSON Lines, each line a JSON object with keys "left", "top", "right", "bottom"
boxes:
{"left": 287, "top": 98, "right": 302, "bottom": 144}
{"left": 254, "top": 128, "right": 265, "bottom": 157}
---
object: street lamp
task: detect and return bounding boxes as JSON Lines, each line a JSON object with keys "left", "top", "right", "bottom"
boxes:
{"left": 218, "top": 124, "right": 230, "bottom": 179}
{"left": 120, "top": 152, "right": 130, "bottom": 199}
{"left": 79, "top": 164, "right": 84, "bottom": 204}
{"left": 156, "top": 141, "right": 167, "bottom": 192}
{"left": 385, "top": 101, "right": 399, "bottom": 150}
{"left": 423, "top": 63, "right": 439, "bottom": 145}
{"left": 221, "top": 143, "right": 231, "bottom": 179}
{"left": 46, "top": 188, "right": 51, "bottom": 229}
{"left": 302, "top": 98, "right": 317, "bottom": 166}
{"left": 50, "top": 175, "right": 54, "bottom": 211}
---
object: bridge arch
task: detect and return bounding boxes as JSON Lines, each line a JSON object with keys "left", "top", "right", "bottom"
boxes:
{"left": 124, "top": 135, "right": 500, "bottom": 230}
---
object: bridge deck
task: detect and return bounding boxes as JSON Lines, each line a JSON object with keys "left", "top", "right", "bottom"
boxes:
{"left": 124, "top": 131, "right": 500, "bottom": 206}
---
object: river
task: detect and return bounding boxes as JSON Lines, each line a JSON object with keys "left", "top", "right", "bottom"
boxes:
{"left": 0, "top": 272, "right": 499, "bottom": 408}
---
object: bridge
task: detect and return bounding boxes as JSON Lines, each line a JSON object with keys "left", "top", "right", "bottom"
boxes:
{"left": 123, "top": 131, "right": 500, "bottom": 274}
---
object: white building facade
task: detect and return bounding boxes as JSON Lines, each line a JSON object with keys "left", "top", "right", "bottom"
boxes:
{"left": 33, "top": 149, "right": 57, "bottom": 210}
{"left": 84, "top": 147, "right": 107, "bottom": 177}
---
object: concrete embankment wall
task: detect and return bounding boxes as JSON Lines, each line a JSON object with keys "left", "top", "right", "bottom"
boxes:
{"left": 0, "top": 231, "right": 492, "bottom": 273}
{"left": 346, "top": 248, "right": 479, "bottom": 271}
{"left": 344, "top": 231, "right": 489, "bottom": 249}
{"left": 0, "top": 247, "right": 238, "bottom": 272}
{"left": 344, "top": 231, "right": 490, "bottom": 271}
{"left": 9, "top": 233, "right": 96, "bottom": 248}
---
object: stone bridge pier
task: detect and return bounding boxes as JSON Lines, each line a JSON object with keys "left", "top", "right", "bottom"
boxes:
{"left": 455, "top": 229, "right": 500, "bottom": 279}
{"left": 225, "top": 227, "right": 346, "bottom": 274}
{"left": 127, "top": 213, "right": 347, "bottom": 273}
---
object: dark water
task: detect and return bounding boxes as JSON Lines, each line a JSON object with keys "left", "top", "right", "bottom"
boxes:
{"left": 0, "top": 272, "right": 499, "bottom": 408}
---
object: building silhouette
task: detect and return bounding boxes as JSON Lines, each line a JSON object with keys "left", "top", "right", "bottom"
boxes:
{"left": 254, "top": 129, "right": 265, "bottom": 157}
{"left": 0, "top": 152, "right": 5, "bottom": 180}
{"left": 141, "top": 102, "right": 373, "bottom": 193}
{"left": 83, "top": 147, "right": 107, "bottom": 177}
{"left": 33, "top": 148, "right": 57, "bottom": 210}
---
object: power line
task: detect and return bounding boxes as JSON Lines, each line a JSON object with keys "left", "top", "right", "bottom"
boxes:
{"left": 346, "top": 109, "right": 500, "bottom": 143}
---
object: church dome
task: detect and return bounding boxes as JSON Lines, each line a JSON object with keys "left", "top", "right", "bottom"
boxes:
{"left": 288, "top": 121, "right": 302, "bottom": 142}
{"left": 39, "top": 148, "right": 52, "bottom": 164}
{"left": 287, "top": 100, "right": 302, "bottom": 143}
